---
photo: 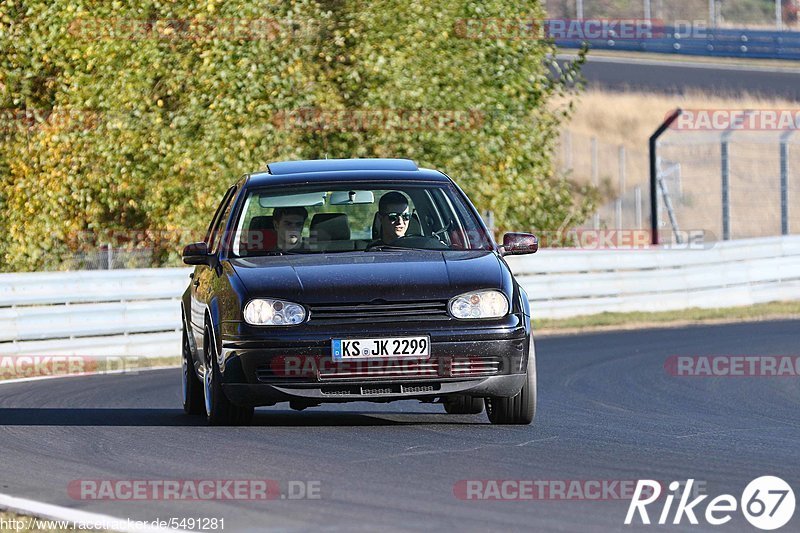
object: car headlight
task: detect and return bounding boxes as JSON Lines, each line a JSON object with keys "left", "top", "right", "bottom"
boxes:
{"left": 243, "top": 299, "right": 307, "bottom": 326}
{"left": 448, "top": 290, "right": 509, "bottom": 319}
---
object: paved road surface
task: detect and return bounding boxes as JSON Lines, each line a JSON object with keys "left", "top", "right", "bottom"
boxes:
{"left": 0, "top": 320, "right": 797, "bottom": 531}
{"left": 559, "top": 54, "right": 800, "bottom": 100}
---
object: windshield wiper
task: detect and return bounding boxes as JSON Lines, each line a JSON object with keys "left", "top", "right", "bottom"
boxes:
{"left": 245, "top": 250, "right": 305, "bottom": 257}
{"left": 365, "top": 245, "right": 405, "bottom": 252}
{"left": 365, "top": 245, "right": 440, "bottom": 252}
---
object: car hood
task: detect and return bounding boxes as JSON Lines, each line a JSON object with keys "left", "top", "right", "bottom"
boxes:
{"left": 229, "top": 251, "right": 503, "bottom": 304}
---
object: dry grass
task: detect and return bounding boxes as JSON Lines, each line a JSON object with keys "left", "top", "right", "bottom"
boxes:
{"left": 558, "top": 88, "right": 800, "bottom": 152}
{"left": 553, "top": 89, "right": 800, "bottom": 238}
{"left": 535, "top": 300, "right": 800, "bottom": 335}
{"left": 563, "top": 49, "right": 800, "bottom": 70}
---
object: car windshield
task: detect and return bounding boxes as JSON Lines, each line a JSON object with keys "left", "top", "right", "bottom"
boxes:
{"left": 229, "top": 182, "right": 494, "bottom": 256}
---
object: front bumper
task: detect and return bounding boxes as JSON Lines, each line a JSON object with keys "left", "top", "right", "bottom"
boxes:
{"left": 223, "top": 374, "right": 527, "bottom": 406}
{"left": 217, "top": 314, "right": 531, "bottom": 406}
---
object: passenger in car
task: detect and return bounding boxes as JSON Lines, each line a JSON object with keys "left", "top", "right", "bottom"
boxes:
{"left": 273, "top": 206, "right": 308, "bottom": 251}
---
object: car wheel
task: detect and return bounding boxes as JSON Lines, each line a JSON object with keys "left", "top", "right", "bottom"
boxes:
{"left": 203, "top": 326, "right": 254, "bottom": 426}
{"left": 443, "top": 395, "right": 485, "bottom": 414}
{"left": 486, "top": 341, "right": 537, "bottom": 425}
{"left": 182, "top": 324, "right": 204, "bottom": 415}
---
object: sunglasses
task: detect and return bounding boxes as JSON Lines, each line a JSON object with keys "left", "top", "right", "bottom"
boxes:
{"left": 382, "top": 212, "right": 410, "bottom": 223}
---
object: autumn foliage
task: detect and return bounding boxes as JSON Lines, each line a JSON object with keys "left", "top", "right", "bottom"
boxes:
{"left": 0, "top": 1, "right": 593, "bottom": 271}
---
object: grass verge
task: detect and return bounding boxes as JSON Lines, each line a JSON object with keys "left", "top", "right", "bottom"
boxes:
{"left": 0, "top": 356, "right": 180, "bottom": 382}
{"left": 558, "top": 49, "right": 800, "bottom": 71}
{"left": 534, "top": 300, "right": 800, "bottom": 335}
{"left": 556, "top": 87, "right": 800, "bottom": 157}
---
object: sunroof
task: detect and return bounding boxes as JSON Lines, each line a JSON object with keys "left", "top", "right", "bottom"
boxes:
{"left": 267, "top": 158, "right": 419, "bottom": 175}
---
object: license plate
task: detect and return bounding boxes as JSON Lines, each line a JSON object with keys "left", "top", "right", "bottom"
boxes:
{"left": 332, "top": 336, "right": 430, "bottom": 361}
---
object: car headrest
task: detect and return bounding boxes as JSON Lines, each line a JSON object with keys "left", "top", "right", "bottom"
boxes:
{"left": 249, "top": 215, "right": 274, "bottom": 231}
{"left": 243, "top": 215, "right": 277, "bottom": 252}
{"left": 408, "top": 213, "right": 422, "bottom": 235}
{"left": 310, "top": 213, "right": 350, "bottom": 241}
{"left": 372, "top": 211, "right": 422, "bottom": 239}
{"left": 371, "top": 212, "right": 381, "bottom": 240}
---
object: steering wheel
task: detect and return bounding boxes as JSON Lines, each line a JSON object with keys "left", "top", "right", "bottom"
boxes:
{"left": 388, "top": 235, "right": 449, "bottom": 250}
{"left": 431, "top": 220, "right": 453, "bottom": 241}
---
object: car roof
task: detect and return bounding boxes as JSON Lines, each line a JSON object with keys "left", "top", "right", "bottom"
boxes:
{"left": 245, "top": 158, "right": 450, "bottom": 188}
{"left": 268, "top": 158, "right": 418, "bottom": 175}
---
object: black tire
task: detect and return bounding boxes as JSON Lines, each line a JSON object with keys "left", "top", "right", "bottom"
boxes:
{"left": 182, "top": 324, "right": 205, "bottom": 415}
{"left": 486, "top": 340, "right": 537, "bottom": 425}
{"left": 443, "top": 395, "right": 485, "bottom": 414}
{"left": 203, "top": 326, "right": 254, "bottom": 426}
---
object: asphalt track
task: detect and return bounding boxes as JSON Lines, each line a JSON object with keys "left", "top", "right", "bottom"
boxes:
{"left": 0, "top": 319, "right": 797, "bottom": 532}
{"left": 563, "top": 54, "right": 800, "bottom": 100}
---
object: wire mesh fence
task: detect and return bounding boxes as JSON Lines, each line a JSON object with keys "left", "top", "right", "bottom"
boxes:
{"left": 656, "top": 128, "right": 800, "bottom": 243}
{"left": 558, "top": 115, "right": 800, "bottom": 245}
{"left": 559, "top": 130, "right": 651, "bottom": 232}
{"left": 60, "top": 247, "right": 158, "bottom": 270}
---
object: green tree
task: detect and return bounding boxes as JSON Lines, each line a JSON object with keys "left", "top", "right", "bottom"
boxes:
{"left": 0, "top": 0, "right": 591, "bottom": 271}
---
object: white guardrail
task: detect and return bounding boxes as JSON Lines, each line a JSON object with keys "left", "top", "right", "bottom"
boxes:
{"left": 1, "top": 236, "right": 798, "bottom": 357}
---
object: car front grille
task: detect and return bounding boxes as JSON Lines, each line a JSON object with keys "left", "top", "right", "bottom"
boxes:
{"left": 255, "top": 355, "right": 503, "bottom": 382}
{"left": 319, "top": 359, "right": 440, "bottom": 380}
{"left": 319, "top": 383, "right": 442, "bottom": 396}
{"left": 307, "top": 300, "right": 451, "bottom": 324}
{"left": 451, "top": 358, "right": 503, "bottom": 377}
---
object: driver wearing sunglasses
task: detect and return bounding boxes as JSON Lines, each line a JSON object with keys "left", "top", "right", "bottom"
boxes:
{"left": 373, "top": 191, "right": 411, "bottom": 246}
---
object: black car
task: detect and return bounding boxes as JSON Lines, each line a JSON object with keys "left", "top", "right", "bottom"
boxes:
{"left": 180, "top": 158, "right": 539, "bottom": 425}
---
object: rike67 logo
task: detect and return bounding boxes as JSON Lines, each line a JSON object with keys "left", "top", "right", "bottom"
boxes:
{"left": 626, "top": 477, "right": 795, "bottom": 530}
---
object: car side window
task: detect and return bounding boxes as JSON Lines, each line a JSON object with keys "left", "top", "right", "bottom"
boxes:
{"left": 207, "top": 187, "right": 237, "bottom": 254}
{"left": 204, "top": 187, "right": 235, "bottom": 247}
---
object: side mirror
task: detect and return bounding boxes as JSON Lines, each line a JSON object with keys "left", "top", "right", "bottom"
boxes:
{"left": 182, "top": 242, "right": 211, "bottom": 265}
{"left": 501, "top": 232, "right": 538, "bottom": 256}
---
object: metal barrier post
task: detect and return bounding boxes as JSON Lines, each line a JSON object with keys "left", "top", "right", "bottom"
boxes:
{"left": 591, "top": 136, "right": 599, "bottom": 229}
{"left": 780, "top": 132, "right": 791, "bottom": 235}
{"left": 649, "top": 109, "right": 682, "bottom": 245}
{"left": 721, "top": 139, "right": 730, "bottom": 240}
{"left": 635, "top": 186, "right": 643, "bottom": 229}
{"left": 719, "top": 110, "right": 753, "bottom": 242}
